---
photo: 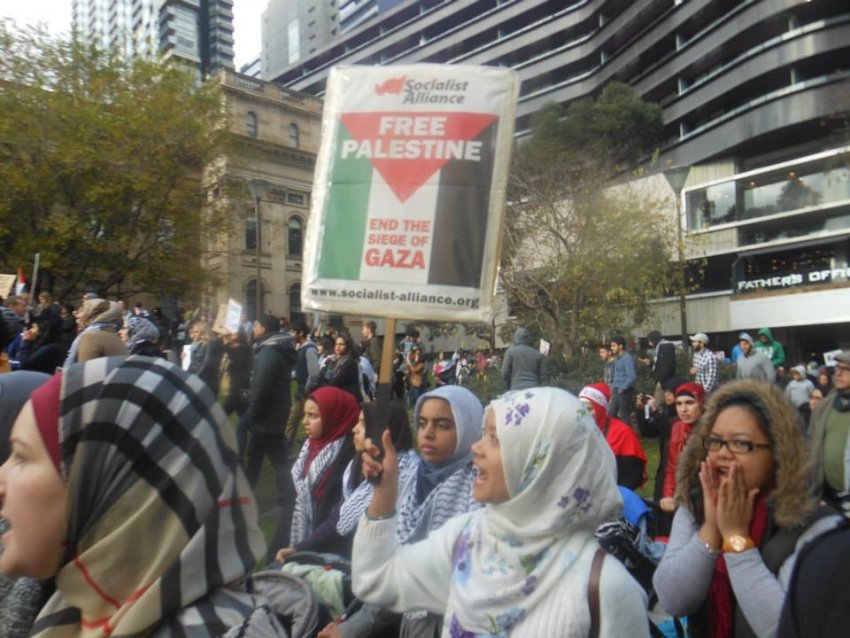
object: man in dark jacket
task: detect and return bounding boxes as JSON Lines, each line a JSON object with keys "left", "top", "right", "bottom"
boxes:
{"left": 361, "top": 320, "right": 382, "bottom": 377}
{"left": 239, "top": 314, "right": 297, "bottom": 513}
{"left": 501, "top": 327, "right": 545, "bottom": 390}
{"left": 645, "top": 330, "right": 676, "bottom": 384}
{"left": 287, "top": 318, "right": 319, "bottom": 446}
{"left": 641, "top": 330, "right": 676, "bottom": 403}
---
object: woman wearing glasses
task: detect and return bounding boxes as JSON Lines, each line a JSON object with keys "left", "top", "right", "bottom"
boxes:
{"left": 653, "top": 378, "right": 842, "bottom": 638}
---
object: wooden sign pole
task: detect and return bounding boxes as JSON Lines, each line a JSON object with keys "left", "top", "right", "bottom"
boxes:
{"left": 375, "top": 318, "right": 396, "bottom": 401}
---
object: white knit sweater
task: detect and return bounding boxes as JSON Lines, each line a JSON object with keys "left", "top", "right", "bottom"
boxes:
{"left": 352, "top": 512, "right": 649, "bottom": 637}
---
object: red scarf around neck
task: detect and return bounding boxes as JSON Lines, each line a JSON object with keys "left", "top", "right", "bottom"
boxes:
{"left": 707, "top": 491, "right": 770, "bottom": 638}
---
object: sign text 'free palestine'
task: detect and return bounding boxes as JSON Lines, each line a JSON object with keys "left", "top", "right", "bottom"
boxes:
{"left": 302, "top": 65, "right": 518, "bottom": 322}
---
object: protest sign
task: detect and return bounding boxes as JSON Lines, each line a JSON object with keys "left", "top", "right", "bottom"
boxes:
{"left": 0, "top": 274, "right": 15, "bottom": 299}
{"left": 225, "top": 298, "right": 242, "bottom": 334}
{"left": 211, "top": 303, "right": 230, "bottom": 336}
{"left": 824, "top": 349, "right": 844, "bottom": 367}
{"left": 212, "top": 299, "right": 242, "bottom": 335}
{"left": 302, "top": 64, "right": 518, "bottom": 322}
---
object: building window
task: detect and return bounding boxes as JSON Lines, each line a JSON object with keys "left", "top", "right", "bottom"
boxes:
{"left": 287, "top": 191, "right": 306, "bottom": 205}
{"left": 288, "top": 216, "right": 303, "bottom": 256}
{"left": 289, "top": 123, "right": 300, "bottom": 147}
{"left": 246, "top": 111, "right": 258, "bottom": 138}
{"left": 245, "top": 279, "right": 265, "bottom": 321}
{"left": 245, "top": 219, "right": 257, "bottom": 250}
{"left": 289, "top": 283, "right": 303, "bottom": 321}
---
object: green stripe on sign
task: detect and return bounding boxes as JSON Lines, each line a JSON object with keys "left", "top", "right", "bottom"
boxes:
{"left": 318, "top": 126, "right": 372, "bottom": 280}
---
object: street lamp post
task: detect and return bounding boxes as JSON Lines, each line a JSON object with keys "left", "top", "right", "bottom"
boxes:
{"left": 246, "top": 178, "right": 270, "bottom": 319}
{"left": 663, "top": 165, "right": 691, "bottom": 352}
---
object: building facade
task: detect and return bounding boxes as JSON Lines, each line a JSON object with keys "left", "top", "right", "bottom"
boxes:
{"left": 203, "top": 70, "right": 322, "bottom": 321}
{"left": 260, "top": 0, "right": 408, "bottom": 81}
{"left": 267, "top": 0, "right": 850, "bottom": 360}
{"left": 261, "top": 0, "right": 340, "bottom": 81}
{"left": 71, "top": 0, "right": 235, "bottom": 76}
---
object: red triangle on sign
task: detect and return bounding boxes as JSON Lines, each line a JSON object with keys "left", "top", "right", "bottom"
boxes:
{"left": 340, "top": 112, "right": 497, "bottom": 203}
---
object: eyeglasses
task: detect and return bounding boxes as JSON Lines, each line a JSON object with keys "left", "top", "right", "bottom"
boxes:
{"left": 835, "top": 364, "right": 850, "bottom": 374}
{"left": 703, "top": 436, "right": 771, "bottom": 455}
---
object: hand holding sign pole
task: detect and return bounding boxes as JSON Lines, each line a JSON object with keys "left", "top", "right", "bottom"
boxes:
{"left": 302, "top": 64, "right": 518, "bottom": 325}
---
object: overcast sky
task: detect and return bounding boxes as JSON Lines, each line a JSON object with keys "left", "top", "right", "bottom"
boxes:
{"left": 0, "top": 0, "right": 266, "bottom": 68}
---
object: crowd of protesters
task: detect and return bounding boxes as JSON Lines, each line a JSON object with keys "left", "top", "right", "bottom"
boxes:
{"left": 2, "top": 293, "right": 850, "bottom": 637}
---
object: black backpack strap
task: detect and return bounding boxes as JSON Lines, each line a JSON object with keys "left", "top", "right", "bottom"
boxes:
{"left": 761, "top": 504, "right": 838, "bottom": 573}
{"left": 588, "top": 547, "right": 606, "bottom": 638}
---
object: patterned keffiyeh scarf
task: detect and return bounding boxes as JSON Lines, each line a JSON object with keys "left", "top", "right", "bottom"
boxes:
{"left": 290, "top": 437, "right": 347, "bottom": 545}
{"left": 337, "top": 449, "right": 420, "bottom": 538}
{"left": 29, "top": 356, "right": 282, "bottom": 638}
{"left": 290, "top": 387, "right": 360, "bottom": 545}
{"left": 396, "top": 386, "right": 484, "bottom": 544}
{"left": 396, "top": 461, "right": 480, "bottom": 545}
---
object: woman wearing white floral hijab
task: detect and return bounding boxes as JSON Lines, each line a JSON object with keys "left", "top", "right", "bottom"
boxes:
{"left": 352, "top": 387, "right": 648, "bottom": 637}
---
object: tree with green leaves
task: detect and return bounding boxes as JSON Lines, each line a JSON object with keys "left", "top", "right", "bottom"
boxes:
{"left": 500, "top": 84, "right": 674, "bottom": 358}
{"left": 0, "top": 21, "right": 227, "bottom": 302}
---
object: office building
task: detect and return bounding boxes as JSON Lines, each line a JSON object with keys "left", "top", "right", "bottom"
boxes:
{"left": 71, "top": 0, "right": 234, "bottom": 76}
{"left": 268, "top": 0, "right": 850, "bottom": 359}
{"left": 261, "top": 0, "right": 339, "bottom": 81}
{"left": 339, "top": 0, "right": 405, "bottom": 32}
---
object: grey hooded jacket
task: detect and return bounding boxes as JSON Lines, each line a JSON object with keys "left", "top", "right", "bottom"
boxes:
{"left": 501, "top": 328, "right": 545, "bottom": 390}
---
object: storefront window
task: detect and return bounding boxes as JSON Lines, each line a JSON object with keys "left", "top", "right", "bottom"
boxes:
{"left": 685, "top": 161, "right": 850, "bottom": 232}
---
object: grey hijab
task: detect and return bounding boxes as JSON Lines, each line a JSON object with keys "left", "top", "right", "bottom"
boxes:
{"left": 0, "top": 370, "right": 52, "bottom": 638}
{"left": 0, "top": 371, "right": 51, "bottom": 462}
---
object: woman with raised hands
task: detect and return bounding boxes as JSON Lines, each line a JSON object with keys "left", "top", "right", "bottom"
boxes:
{"left": 653, "top": 378, "right": 843, "bottom": 638}
{"left": 0, "top": 356, "right": 285, "bottom": 637}
{"left": 351, "top": 387, "right": 647, "bottom": 637}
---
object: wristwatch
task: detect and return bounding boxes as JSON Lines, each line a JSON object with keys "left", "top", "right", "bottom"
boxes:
{"left": 723, "top": 534, "right": 755, "bottom": 553}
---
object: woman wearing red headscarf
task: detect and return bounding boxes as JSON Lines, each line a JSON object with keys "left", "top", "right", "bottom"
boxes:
{"left": 275, "top": 386, "right": 361, "bottom": 561}
{"left": 660, "top": 382, "right": 705, "bottom": 513}
{"left": 579, "top": 382, "right": 647, "bottom": 490}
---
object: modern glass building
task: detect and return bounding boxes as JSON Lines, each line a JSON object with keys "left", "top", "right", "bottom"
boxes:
{"left": 71, "top": 0, "right": 235, "bottom": 76}
{"left": 268, "top": 0, "right": 850, "bottom": 359}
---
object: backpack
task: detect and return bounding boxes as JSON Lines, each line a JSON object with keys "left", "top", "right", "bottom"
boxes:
{"left": 247, "top": 570, "right": 324, "bottom": 638}
{"left": 594, "top": 510, "right": 685, "bottom": 638}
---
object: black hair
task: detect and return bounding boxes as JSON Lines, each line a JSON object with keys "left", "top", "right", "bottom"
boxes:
{"left": 349, "top": 401, "right": 413, "bottom": 490}
{"left": 335, "top": 331, "right": 355, "bottom": 358}
{"left": 714, "top": 392, "right": 774, "bottom": 448}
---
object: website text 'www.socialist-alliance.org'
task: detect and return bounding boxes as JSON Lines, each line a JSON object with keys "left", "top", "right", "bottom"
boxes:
{"left": 309, "top": 287, "right": 479, "bottom": 309}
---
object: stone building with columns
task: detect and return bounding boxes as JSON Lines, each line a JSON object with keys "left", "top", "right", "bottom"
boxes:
{"left": 203, "top": 69, "right": 322, "bottom": 322}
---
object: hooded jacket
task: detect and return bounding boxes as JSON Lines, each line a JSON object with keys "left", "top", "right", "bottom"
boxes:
{"left": 656, "top": 379, "right": 842, "bottom": 638}
{"left": 736, "top": 345, "right": 775, "bottom": 382}
{"left": 809, "top": 386, "right": 850, "bottom": 498}
{"left": 755, "top": 327, "right": 786, "bottom": 368}
{"left": 648, "top": 330, "right": 676, "bottom": 383}
{"left": 238, "top": 331, "right": 297, "bottom": 435}
{"left": 501, "top": 328, "right": 544, "bottom": 390}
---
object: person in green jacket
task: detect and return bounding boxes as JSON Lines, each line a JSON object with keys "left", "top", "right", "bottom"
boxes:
{"left": 755, "top": 327, "right": 786, "bottom": 368}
